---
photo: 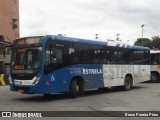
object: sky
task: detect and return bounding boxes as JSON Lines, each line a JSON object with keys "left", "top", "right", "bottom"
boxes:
{"left": 19, "top": 0, "right": 160, "bottom": 44}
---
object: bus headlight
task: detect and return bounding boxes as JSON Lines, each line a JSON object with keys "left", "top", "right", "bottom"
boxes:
{"left": 32, "top": 76, "right": 41, "bottom": 85}
{"left": 9, "top": 75, "right": 12, "bottom": 84}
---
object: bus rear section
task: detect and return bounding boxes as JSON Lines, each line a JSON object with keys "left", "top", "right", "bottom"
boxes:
{"left": 102, "top": 65, "right": 150, "bottom": 88}
{"left": 150, "top": 50, "right": 160, "bottom": 82}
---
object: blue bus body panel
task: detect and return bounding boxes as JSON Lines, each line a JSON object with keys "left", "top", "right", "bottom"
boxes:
{"left": 10, "top": 64, "right": 104, "bottom": 94}
{"left": 44, "top": 64, "right": 104, "bottom": 94}
{"left": 10, "top": 76, "right": 51, "bottom": 94}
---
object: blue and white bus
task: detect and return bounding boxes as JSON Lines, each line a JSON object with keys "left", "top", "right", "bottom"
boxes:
{"left": 9, "top": 35, "right": 150, "bottom": 97}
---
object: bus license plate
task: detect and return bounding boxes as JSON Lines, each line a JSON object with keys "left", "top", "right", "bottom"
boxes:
{"left": 18, "top": 89, "right": 24, "bottom": 92}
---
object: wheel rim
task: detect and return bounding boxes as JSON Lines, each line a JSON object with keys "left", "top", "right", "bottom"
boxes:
{"left": 151, "top": 75, "right": 157, "bottom": 81}
{"left": 76, "top": 85, "right": 79, "bottom": 92}
{"left": 125, "top": 79, "right": 130, "bottom": 88}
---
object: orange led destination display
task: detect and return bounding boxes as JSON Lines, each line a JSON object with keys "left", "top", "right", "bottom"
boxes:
{"left": 18, "top": 49, "right": 26, "bottom": 52}
{"left": 14, "top": 65, "right": 25, "bottom": 70}
{"left": 16, "top": 37, "right": 43, "bottom": 45}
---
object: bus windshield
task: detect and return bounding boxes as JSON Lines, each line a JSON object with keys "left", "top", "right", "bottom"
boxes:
{"left": 11, "top": 37, "right": 43, "bottom": 79}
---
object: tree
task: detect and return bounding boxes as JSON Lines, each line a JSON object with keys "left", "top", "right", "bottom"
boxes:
{"left": 134, "top": 38, "right": 151, "bottom": 47}
{"left": 150, "top": 36, "right": 160, "bottom": 50}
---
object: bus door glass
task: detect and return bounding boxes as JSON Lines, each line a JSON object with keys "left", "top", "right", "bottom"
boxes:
{"left": 56, "top": 49, "right": 63, "bottom": 64}
{"left": 44, "top": 41, "right": 65, "bottom": 92}
{"left": 44, "top": 41, "right": 64, "bottom": 75}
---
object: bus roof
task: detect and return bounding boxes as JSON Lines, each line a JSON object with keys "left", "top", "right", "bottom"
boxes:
{"left": 45, "top": 35, "right": 150, "bottom": 51}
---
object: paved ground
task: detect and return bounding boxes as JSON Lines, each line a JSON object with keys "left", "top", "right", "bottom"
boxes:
{"left": 0, "top": 83, "right": 160, "bottom": 119}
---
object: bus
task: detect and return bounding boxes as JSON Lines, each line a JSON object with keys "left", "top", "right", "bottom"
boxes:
{"left": 150, "top": 50, "right": 160, "bottom": 83}
{"left": 9, "top": 35, "right": 150, "bottom": 97}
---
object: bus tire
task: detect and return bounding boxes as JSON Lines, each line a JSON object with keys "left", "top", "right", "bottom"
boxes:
{"left": 77, "top": 80, "right": 84, "bottom": 96}
{"left": 151, "top": 72, "right": 159, "bottom": 83}
{"left": 98, "top": 87, "right": 108, "bottom": 91}
{"left": 43, "top": 94, "right": 51, "bottom": 98}
{"left": 69, "top": 80, "right": 78, "bottom": 98}
{"left": 123, "top": 76, "right": 132, "bottom": 91}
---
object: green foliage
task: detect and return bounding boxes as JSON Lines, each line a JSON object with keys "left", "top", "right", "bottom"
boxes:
{"left": 134, "top": 38, "right": 151, "bottom": 47}
{"left": 134, "top": 36, "right": 160, "bottom": 50}
{"left": 150, "top": 36, "right": 160, "bottom": 50}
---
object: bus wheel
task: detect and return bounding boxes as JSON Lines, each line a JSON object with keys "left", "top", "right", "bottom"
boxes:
{"left": 123, "top": 76, "right": 132, "bottom": 91}
{"left": 77, "top": 80, "right": 84, "bottom": 96}
{"left": 43, "top": 94, "right": 51, "bottom": 98}
{"left": 69, "top": 80, "right": 78, "bottom": 98}
{"left": 151, "top": 73, "right": 159, "bottom": 83}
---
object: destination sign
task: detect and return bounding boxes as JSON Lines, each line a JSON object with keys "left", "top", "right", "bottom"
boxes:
{"left": 13, "top": 65, "right": 25, "bottom": 70}
{"left": 16, "top": 37, "right": 43, "bottom": 45}
{"left": 18, "top": 49, "right": 26, "bottom": 52}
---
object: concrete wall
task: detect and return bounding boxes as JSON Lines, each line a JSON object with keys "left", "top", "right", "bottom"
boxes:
{"left": 0, "top": 0, "right": 19, "bottom": 64}
{"left": 0, "top": 0, "right": 19, "bottom": 41}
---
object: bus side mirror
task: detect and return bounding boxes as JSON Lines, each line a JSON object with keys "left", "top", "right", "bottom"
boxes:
{"left": 2, "top": 45, "right": 13, "bottom": 57}
{"left": 0, "top": 61, "right": 4, "bottom": 74}
{"left": 0, "top": 69, "right": 4, "bottom": 74}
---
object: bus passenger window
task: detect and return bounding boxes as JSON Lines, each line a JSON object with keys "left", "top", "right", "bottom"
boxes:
{"left": 69, "top": 48, "right": 74, "bottom": 54}
{"left": 108, "top": 51, "right": 116, "bottom": 64}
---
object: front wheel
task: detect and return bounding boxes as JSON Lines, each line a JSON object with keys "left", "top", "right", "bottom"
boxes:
{"left": 69, "top": 80, "right": 78, "bottom": 98}
{"left": 43, "top": 94, "right": 51, "bottom": 98}
{"left": 123, "top": 76, "right": 132, "bottom": 91}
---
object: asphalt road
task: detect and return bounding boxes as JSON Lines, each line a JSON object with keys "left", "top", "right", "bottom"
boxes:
{"left": 0, "top": 83, "right": 160, "bottom": 120}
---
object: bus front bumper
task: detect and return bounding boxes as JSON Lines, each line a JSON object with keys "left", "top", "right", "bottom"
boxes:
{"left": 10, "top": 83, "right": 46, "bottom": 94}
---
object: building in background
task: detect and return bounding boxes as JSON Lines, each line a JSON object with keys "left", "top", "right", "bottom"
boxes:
{"left": 0, "top": 0, "right": 19, "bottom": 82}
{"left": 0, "top": 0, "right": 19, "bottom": 64}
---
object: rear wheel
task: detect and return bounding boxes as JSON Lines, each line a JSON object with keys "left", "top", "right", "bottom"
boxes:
{"left": 98, "top": 87, "right": 108, "bottom": 92}
{"left": 123, "top": 76, "right": 132, "bottom": 91}
{"left": 151, "top": 73, "right": 159, "bottom": 83}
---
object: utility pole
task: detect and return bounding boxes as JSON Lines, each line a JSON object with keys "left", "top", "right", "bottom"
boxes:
{"left": 141, "top": 24, "right": 145, "bottom": 46}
